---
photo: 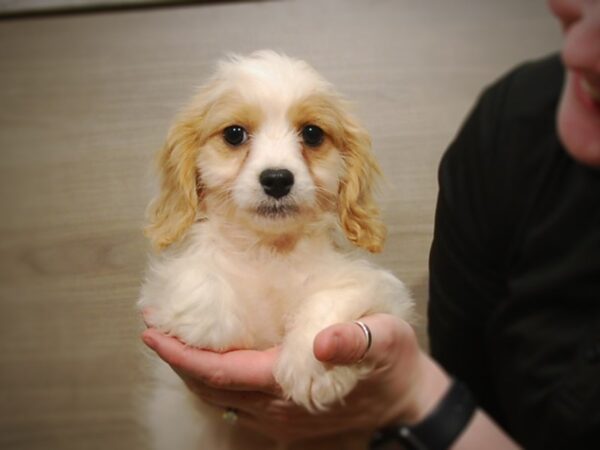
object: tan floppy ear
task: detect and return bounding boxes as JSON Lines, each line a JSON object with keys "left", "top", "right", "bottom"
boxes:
{"left": 337, "top": 113, "right": 386, "bottom": 253}
{"left": 144, "top": 112, "right": 203, "bottom": 251}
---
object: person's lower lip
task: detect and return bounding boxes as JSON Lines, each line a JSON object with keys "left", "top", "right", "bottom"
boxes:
{"left": 582, "top": 78, "right": 600, "bottom": 103}
{"left": 574, "top": 73, "right": 600, "bottom": 111}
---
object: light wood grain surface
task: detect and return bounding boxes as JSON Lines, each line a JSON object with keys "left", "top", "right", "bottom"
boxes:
{"left": 0, "top": 0, "right": 169, "bottom": 15}
{"left": 0, "top": 1, "right": 561, "bottom": 448}
{"left": 0, "top": 0, "right": 250, "bottom": 17}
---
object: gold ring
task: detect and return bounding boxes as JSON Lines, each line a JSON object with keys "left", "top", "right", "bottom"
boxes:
{"left": 222, "top": 408, "right": 238, "bottom": 425}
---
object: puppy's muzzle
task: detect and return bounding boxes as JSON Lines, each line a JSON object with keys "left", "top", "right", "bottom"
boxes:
{"left": 259, "top": 168, "right": 294, "bottom": 199}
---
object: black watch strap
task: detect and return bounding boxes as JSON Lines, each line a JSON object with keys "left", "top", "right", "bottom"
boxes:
{"left": 371, "top": 379, "right": 477, "bottom": 450}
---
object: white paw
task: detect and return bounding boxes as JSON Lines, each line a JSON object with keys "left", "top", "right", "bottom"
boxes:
{"left": 274, "top": 344, "right": 364, "bottom": 412}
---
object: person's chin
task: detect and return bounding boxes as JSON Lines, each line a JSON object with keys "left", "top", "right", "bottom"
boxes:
{"left": 557, "top": 71, "right": 600, "bottom": 168}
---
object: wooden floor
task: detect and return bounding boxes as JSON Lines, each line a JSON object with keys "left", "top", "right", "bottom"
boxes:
{"left": 0, "top": 1, "right": 561, "bottom": 448}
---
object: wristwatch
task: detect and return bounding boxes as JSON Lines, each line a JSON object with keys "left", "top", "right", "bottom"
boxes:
{"left": 370, "top": 379, "right": 477, "bottom": 450}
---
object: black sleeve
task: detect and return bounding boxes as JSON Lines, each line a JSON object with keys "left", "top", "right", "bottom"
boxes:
{"left": 428, "top": 76, "right": 512, "bottom": 421}
{"left": 428, "top": 56, "right": 600, "bottom": 450}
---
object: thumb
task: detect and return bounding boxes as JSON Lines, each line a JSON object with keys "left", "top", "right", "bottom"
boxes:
{"left": 313, "top": 314, "right": 407, "bottom": 365}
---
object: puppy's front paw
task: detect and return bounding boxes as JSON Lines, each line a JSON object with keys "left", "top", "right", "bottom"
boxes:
{"left": 274, "top": 344, "right": 365, "bottom": 412}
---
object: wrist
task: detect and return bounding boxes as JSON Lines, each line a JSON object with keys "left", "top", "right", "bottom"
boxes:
{"left": 375, "top": 375, "right": 478, "bottom": 450}
{"left": 400, "top": 352, "right": 452, "bottom": 425}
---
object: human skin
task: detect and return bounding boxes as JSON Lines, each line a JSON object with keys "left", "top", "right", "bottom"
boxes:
{"left": 141, "top": 1, "right": 599, "bottom": 447}
{"left": 549, "top": 0, "right": 600, "bottom": 166}
{"left": 142, "top": 313, "right": 517, "bottom": 448}
{"left": 142, "top": 315, "right": 448, "bottom": 443}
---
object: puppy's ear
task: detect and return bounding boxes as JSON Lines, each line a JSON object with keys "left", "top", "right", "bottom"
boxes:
{"left": 145, "top": 110, "right": 204, "bottom": 251}
{"left": 337, "top": 112, "right": 386, "bottom": 253}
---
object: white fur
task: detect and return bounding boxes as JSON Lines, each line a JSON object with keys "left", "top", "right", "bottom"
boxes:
{"left": 139, "top": 51, "right": 413, "bottom": 450}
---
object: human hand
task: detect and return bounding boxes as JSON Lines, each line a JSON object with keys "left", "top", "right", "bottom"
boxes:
{"left": 141, "top": 313, "right": 450, "bottom": 444}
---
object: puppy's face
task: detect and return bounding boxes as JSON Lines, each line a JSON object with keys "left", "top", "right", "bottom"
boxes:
{"left": 147, "top": 51, "right": 385, "bottom": 252}
{"left": 198, "top": 86, "right": 346, "bottom": 233}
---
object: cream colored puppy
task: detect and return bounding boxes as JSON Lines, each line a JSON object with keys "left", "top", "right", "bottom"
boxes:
{"left": 139, "top": 51, "right": 413, "bottom": 450}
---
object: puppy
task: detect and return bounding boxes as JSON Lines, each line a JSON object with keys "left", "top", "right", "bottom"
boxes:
{"left": 139, "top": 51, "right": 413, "bottom": 450}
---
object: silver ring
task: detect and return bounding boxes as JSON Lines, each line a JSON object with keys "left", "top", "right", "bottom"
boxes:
{"left": 353, "top": 320, "right": 372, "bottom": 362}
{"left": 222, "top": 408, "right": 238, "bottom": 425}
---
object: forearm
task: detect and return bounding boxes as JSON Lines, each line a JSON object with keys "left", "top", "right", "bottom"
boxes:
{"left": 396, "top": 352, "right": 520, "bottom": 450}
{"left": 452, "top": 409, "right": 519, "bottom": 450}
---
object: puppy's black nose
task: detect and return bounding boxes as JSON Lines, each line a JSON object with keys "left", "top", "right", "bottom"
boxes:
{"left": 259, "top": 169, "right": 294, "bottom": 199}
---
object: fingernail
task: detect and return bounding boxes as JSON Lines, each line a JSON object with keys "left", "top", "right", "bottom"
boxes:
{"left": 142, "top": 332, "right": 156, "bottom": 350}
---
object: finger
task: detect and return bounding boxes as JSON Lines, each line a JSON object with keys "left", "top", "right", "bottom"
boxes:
{"left": 141, "top": 328, "right": 280, "bottom": 394}
{"left": 188, "top": 384, "right": 276, "bottom": 413}
{"left": 200, "top": 402, "right": 256, "bottom": 429}
{"left": 194, "top": 388, "right": 312, "bottom": 443}
{"left": 313, "top": 313, "right": 413, "bottom": 366}
{"left": 233, "top": 413, "right": 296, "bottom": 444}
{"left": 205, "top": 398, "right": 335, "bottom": 444}
{"left": 233, "top": 403, "right": 357, "bottom": 444}
{"left": 195, "top": 386, "right": 318, "bottom": 425}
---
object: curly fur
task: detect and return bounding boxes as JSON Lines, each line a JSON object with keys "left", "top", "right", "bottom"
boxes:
{"left": 138, "top": 51, "right": 413, "bottom": 450}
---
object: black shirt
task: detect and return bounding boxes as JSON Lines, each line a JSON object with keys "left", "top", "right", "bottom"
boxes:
{"left": 428, "top": 55, "right": 600, "bottom": 449}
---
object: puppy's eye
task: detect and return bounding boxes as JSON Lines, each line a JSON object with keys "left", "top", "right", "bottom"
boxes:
{"left": 301, "top": 125, "right": 324, "bottom": 148}
{"left": 223, "top": 125, "right": 248, "bottom": 146}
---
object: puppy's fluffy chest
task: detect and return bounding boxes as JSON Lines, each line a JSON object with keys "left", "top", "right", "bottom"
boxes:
{"left": 196, "top": 219, "right": 340, "bottom": 296}
{"left": 141, "top": 220, "right": 350, "bottom": 351}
